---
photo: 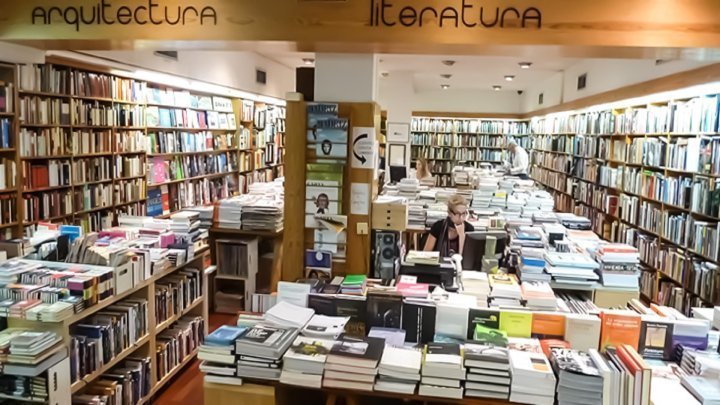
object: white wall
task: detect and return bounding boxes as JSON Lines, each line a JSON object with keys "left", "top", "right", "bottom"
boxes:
{"left": 521, "top": 59, "right": 713, "bottom": 113}
{"left": 314, "top": 54, "right": 378, "bottom": 103}
{"left": 0, "top": 43, "right": 45, "bottom": 64}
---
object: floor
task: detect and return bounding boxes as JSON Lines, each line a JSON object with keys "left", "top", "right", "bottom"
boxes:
{"left": 152, "top": 313, "right": 236, "bottom": 405}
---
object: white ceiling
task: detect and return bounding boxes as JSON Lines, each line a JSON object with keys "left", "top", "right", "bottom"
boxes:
{"left": 260, "top": 52, "right": 580, "bottom": 92}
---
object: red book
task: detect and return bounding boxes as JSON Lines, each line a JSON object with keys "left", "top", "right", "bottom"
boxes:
{"left": 600, "top": 310, "right": 641, "bottom": 351}
{"left": 395, "top": 282, "right": 429, "bottom": 297}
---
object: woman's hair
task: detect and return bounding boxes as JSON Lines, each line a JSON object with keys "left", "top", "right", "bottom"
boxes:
{"left": 416, "top": 157, "right": 431, "bottom": 179}
{"left": 447, "top": 194, "right": 467, "bottom": 213}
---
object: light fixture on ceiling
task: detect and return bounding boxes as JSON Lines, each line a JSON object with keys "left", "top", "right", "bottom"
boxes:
{"left": 440, "top": 74, "right": 452, "bottom": 79}
{"left": 493, "top": 85, "right": 502, "bottom": 91}
{"left": 380, "top": 72, "right": 389, "bottom": 78}
{"left": 302, "top": 58, "right": 315, "bottom": 66}
{"left": 441, "top": 60, "right": 456, "bottom": 66}
{"left": 441, "top": 84, "right": 450, "bottom": 90}
{"left": 519, "top": 62, "right": 532, "bottom": 69}
{"left": 504, "top": 75, "right": 515, "bottom": 82}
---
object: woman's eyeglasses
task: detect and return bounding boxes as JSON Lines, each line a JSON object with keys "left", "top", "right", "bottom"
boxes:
{"left": 451, "top": 210, "right": 469, "bottom": 218}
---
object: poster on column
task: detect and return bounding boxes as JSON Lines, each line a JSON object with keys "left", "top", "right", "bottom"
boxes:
{"left": 351, "top": 127, "right": 377, "bottom": 169}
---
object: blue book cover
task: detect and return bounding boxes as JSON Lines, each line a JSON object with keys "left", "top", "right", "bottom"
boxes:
{"left": 521, "top": 257, "right": 545, "bottom": 267}
{"left": 147, "top": 188, "right": 163, "bottom": 217}
{"left": 207, "top": 325, "right": 247, "bottom": 346}
{"left": 307, "top": 103, "right": 338, "bottom": 127}
{"left": 1, "top": 119, "right": 9, "bottom": 148}
{"left": 159, "top": 108, "right": 172, "bottom": 127}
{"left": 307, "top": 118, "right": 349, "bottom": 143}
{"left": 59, "top": 225, "right": 83, "bottom": 243}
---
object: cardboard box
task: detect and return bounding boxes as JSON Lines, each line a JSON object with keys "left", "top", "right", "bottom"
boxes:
{"left": 372, "top": 200, "right": 408, "bottom": 231}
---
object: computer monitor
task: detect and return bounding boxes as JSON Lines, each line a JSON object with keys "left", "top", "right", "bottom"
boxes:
{"left": 399, "top": 261, "right": 456, "bottom": 290}
{"left": 389, "top": 165, "right": 407, "bottom": 183}
{"left": 462, "top": 231, "right": 507, "bottom": 271}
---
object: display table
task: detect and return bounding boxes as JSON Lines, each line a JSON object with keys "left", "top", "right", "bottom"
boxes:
{"left": 204, "top": 379, "right": 517, "bottom": 405}
{"left": 210, "top": 227, "right": 284, "bottom": 290}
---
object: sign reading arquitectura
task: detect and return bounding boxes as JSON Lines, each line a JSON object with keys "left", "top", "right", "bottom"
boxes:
{"left": 0, "top": 0, "right": 719, "bottom": 48}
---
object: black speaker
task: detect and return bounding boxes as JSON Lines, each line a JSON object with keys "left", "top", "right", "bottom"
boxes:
{"left": 371, "top": 230, "right": 402, "bottom": 282}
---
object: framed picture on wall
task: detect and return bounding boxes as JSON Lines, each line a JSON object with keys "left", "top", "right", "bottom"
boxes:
{"left": 387, "top": 122, "right": 410, "bottom": 143}
{"left": 389, "top": 144, "right": 406, "bottom": 166}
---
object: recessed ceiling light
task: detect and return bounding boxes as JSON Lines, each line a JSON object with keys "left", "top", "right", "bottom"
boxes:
{"left": 441, "top": 60, "right": 456, "bottom": 66}
{"left": 504, "top": 75, "right": 515, "bottom": 82}
{"left": 440, "top": 74, "right": 452, "bottom": 79}
{"left": 302, "top": 58, "right": 315, "bottom": 66}
{"left": 519, "top": 62, "right": 532, "bottom": 69}
{"left": 493, "top": 85, "right": 502, "bottom": 91}
{"left": 441, "top": 84, "right": 450, "bottom": 90}
{"left": 380, "top": 72, "right": 389, "bottom": 78}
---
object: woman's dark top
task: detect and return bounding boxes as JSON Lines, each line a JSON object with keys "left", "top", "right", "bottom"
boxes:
{"left": 429, "top": 218, "right": 475, "bottom": 257}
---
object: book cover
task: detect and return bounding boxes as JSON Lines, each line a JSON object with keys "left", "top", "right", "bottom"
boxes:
{"left": 307, "top": 103, "right": 339, "bottom": 127}
{"left": 600, "top": 310, "right": 642, "bottom": 351}
{"left": 335, "top": 296, "right": 367, "bottom": 338}
{"left": 467, "top": 309, "right": 500, "bottom": 340}
{"left": 402, "top": 299, "right": 436, "bottom": 344}
{"left": 638, "top": 319, "right": 674, "bottom": 360}
{"left": 365, "top": 291, "right": 402, "bottom": 329}
{"left": 147, "top": 188, "right": 163, "bottom": 217}
{"left": 473, "top": 325, "right": 508, "bottom": 347}
{"left": 307, "top": 118, "right": 348, "bottom": 143}
{"left": 531, "top": 312, "right": 566, "bottom": 339}
{"left": 329, "top": 335, "right": 384, "bottom": 362}
{"left": 499, "top": 310, "right": 532, "bottom": 338}
{"left": 564, "top": 313, "right": 601, "bottom": 352}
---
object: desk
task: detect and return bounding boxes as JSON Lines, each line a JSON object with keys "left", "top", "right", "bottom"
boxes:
{"left": 205, "top": 379, "right": 519, "bottom": 405}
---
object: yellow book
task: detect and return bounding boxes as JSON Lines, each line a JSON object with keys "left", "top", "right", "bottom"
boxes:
{"left": 499, "top": 310, "right": 532, "bottom": 338}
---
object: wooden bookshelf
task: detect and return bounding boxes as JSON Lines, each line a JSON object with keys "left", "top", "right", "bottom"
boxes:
{"left": 528, "top": 97, "right": 720, "bottom": 314}
{"left": 7, "top": 59, "right": 286, "bottom": 236}
{"left": 410, "top": 116, "right": 530, "bottom": 187}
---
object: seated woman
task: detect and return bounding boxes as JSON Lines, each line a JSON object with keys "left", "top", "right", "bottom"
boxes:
{"left": 423, "top": 194, "right": 475, "bottom": 256}
{"left": 415, "top": 157, "right": 436, "bottom": 187}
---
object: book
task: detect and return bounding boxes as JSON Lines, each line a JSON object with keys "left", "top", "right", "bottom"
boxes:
{"left": 565, "top": 313, "right": 601, "bottom": 351}
{"left": 326, "top": 336, "right": 384, "bottom": 369}
{"left": 600, "top": 310, "right": 642, "bottom": 351}
{"left": 422, "top": 343, "right": 465, "bottom": 380}
{"left": 499, "top": 310, "right": 532, "bottom": 338}
{"left": 638, "top": 319, "right": 674, "bottom": 360}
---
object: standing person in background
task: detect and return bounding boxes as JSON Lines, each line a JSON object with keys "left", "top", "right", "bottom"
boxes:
{"left": 505, "top": 140, "right": 529, "bottom": 179}
{"left": 415, "top": 157, "right": 436, "bottom": 187}
{"left": 423, "top": 194, "right": 475, "bottom": 256}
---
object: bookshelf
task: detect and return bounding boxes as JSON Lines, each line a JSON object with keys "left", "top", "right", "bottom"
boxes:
{"left": 5, "top": 246, "right": 211, "bottom": 404}
{"left": 528, "top": 97, "right": 720, "bottom": 314}
{"left": 9, "top": 60, "right": 286, "bottom": 236}
{"left": 410, "top": 116, "right": 530, "bottom": 187}
{"left": 0, "top": 62, "right": 20, "bottom": 241}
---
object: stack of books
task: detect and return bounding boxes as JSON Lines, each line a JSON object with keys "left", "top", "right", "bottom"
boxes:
{"left": 556, "top": 213, "right": 592, "bottom": 230}
{"left": 464, "top": 344, "right": 511, "bottom": 400}
{"left": 323, "top": 336, "right": 384, "bottom": 391}
{"left": 460, "top": 271, "right": 490, "bottom": 307}
{"left": 407, "top": 201, "right": 427, "bottom": 230}
{"left": 488, "top": 274, "right": 522, "bottom": 308}
{"left": 234, "top": 324, "right": 299, "bottom": 380}
{"left": 8, "top": 331, "right": 63, "bottom": 365}
{"left": 518, "top": 247, "right": 550, "bottom": 282}
{"left": 550, "top": 348, "right": 604, "bottom": 405}
{"left": 544, "top": 252, "right": 600, "bottom": 286}
{"left": 301, "top": 314, "right": 350, "bottom": 340}
{"left": 339, "top": 275, "right": 367, "bottom": 295}
{"left": 198, "top": 325, "right": 245, "bottom": 383}
{"left": 280, "top": 336, "right": 335, "bottom": 388}
{"left": 264, "top": 300, "right": 314, "bottom": 329}
{"left": 509, "top": 348, "right": 556, "bottom": 405}
{"left": 374, "top": 346, "right": 422, "bottom": 394}
{"left": 520, "top": 281, "right": 558, "bottom": 310}
{"left": 594, "top": 243, "right": 640, "bottom": 288}
{"left": 418, "top": 343, "right": 465, "bottom": 399}
{"left": 405, "top": 250, "right": 440, "bottom": 265}
{"left": 169, "top": 210, "right": 201, "bottom": 244}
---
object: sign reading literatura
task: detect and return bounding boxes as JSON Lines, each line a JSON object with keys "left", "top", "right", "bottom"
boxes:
{"left": 1, "top": 0, "right": 720, "bottom": 48}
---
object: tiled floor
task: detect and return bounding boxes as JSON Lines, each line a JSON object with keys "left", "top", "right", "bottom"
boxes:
{"left": 152, "top": 313, "right": 236, "bottom": 405}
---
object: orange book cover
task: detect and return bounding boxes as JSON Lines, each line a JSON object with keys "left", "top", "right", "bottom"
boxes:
{"left": 600, "top": 310, "right": 641, "bottom": 351}
{"left": 532, "top": 312, "right": 566, "bottom": 338}
{"left": 540, "top": 339, "right": 570, "bottom": 358}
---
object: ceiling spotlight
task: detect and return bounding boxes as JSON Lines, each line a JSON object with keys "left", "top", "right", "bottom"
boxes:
{"left": 504, "top": 75, "right": 515, "bottom": 82}
{"left": 441, "top": 60, "right": 456, "bottom": 66}
{"left": 440, "top": 74, "right": 452, "bottom": 79}
{"left": 380, "top": 72, "right": 389, "bottom": 78}
{"left": 493, "top": 85, "right": 502, "bottom": 91}
{"left": 302, "top": 58, "right": 315, "bottom": 65}
{"left": 441, "top": 84, "right": 450, "bottom": 90}
{"left": 519, "top": 62, "right": 532, "bottom": 69}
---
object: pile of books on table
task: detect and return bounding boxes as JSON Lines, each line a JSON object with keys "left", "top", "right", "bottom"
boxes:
{"left": 594, "top": 243, "right": 640, "bottom": 288}
{"left": 544, "top": 252, "right": 600, "bottom": 286}
{"left": 234, "top": 324, "right": 299, "bottom": 380}
{"left": 464, "top": 344, "right": 511, "bottom": 400}
{"left": 322, "top": 336, "right": 384, "bottom": 391}
{"left": 520, "top": 281, "right": 557, "bottom": 311}
{"left": 407, "top": 201, "right": 427, "bottom": 230}
{"left": 508, "top": 344, "right": 556, "bottom": 405}
{"left": 280, "top": 336, "right": 335, "bottom": 388}
{"left": 549, "top": 348, "right": 604, "bottom": 405}
{"left": 488, "top": 274, "right": 522, "bottom": 308}
{"left": 374, "top": 346, "right": 422, "bottom": 394}
{"left": 169, "top": 210, "right": 201, "bottom": 244}
{"left": 518, "top": 247, "right": 550, "bottom": 282}
{"left": 199, "top": 325, "right": 246, "bottom": 385}
{"left": 339, "top": 275, "right": 368, "bottom": 295}
{"left": 419, "top": 343, "right": 465, "bottom": 399}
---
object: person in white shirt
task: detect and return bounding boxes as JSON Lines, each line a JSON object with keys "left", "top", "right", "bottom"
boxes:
{"left": 505, "top": 140, "right": 529, "bottom": 179}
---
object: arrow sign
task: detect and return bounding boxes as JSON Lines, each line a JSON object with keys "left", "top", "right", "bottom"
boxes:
{"left": 351, "top": 127, "right": 376, "bottom": 169}
{"left": 353, "top": 133, "right": 369, "bottom": 164}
